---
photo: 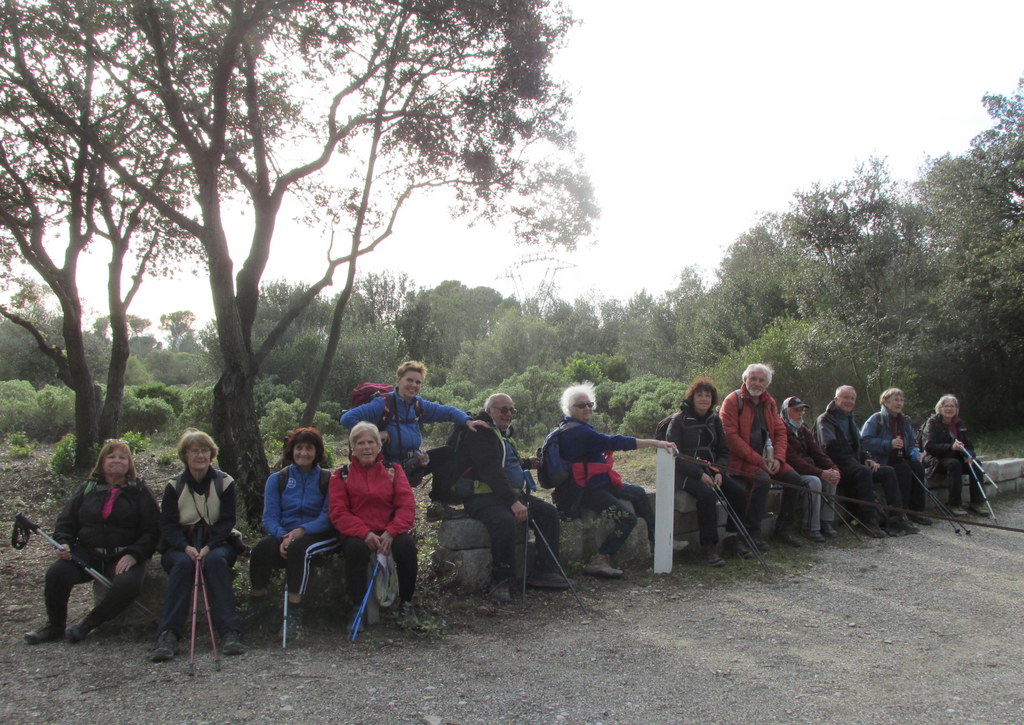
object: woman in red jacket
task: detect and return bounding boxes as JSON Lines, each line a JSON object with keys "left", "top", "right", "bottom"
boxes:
{"left": 329, "top": 421, "right": 418, "bottom": 631}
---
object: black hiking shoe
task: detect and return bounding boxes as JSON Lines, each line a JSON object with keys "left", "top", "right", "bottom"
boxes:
{"left": 65, "top": 620, "right": 95, "bottom": 643}
{"left": 222, "top": 631, "right": 245, "bottom": 656}
{"left": 150, "top": 630, "right": 178, "bottom": 662}
{"left": 24, "top": 623, "right": 64, "bottom": 645}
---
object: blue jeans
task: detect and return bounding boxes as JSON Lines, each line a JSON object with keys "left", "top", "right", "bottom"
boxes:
{"left": 581, "top": 483, "right": 655, "bottom": 557}
{"left": 157, "top": 545, "right": 240, "bottom": 637}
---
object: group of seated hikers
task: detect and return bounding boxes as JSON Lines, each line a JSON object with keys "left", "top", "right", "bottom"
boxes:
{"left": 22, "top": 360, "right": 988, "bottom": 657}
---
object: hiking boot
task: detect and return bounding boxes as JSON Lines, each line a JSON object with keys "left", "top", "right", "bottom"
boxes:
{"left": 489, "top": 580, "right": 512, "bottom": 603}
{"left": 804, "top": 529, "right": 826, "bottom": 544}
{"left": 721, "top": 535, "right": 752, "bottom": 559}
{"left": 526, "top": 568, "right": 570, "bottom": 590}
{"left": 751, "top": 536, "right": 770, "bottom": 553}
{"left": 425, "top": 501, "right": 457, "bottom": 522}
{"left": 150, "top": 630, "right": 178, "bottom": 662}
{"left": 672, "top": 539, "right": 690, "bottom": 552}
{"left": 65, "top": 620, "right": 95, "bottom": 644}
{"left": 396, "top": 602, "right": 420, "bottom": 628}
{"left": 907, "top": 514, "right": 933, "bottom": 526}
{"left": 24, "top": 623, "right": 64, "bottom": 645}
{"left": 821, "top": 522, "right": 839, "bottom": 538}
{"left": 948, "top": 505, "right": 969, "bottom": 516}
{"left": 703, "top": 543, "right": 725, "bottom": 567}
{"left": 239, "top": 595, "right": 269, "bottom": 630}
{"left": 967, "top": 504, "right": 990, "bottom": 518}
{"left": 774, "top": 528, "right": 803, "bottom": 548}
{"left": 583, "top": 554, "right": 624, "bottom": 578}
{"left": 899, "top": 517, "right": 920, "bottom": 535}
{"left": 222, "top": 631, "right": 245, "bottom": 656}
{"left": 860, "top": 519, "right": 887, "bottom": 539}
{"left": 347, "top": 606, "right": 366, "bottom": 634}
{"left": 283, "top": 606, "right": 303, "bottom": 640}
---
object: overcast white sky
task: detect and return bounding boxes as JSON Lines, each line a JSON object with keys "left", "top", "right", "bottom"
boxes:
{"left": 62, "top": 0, "right": 1024, "bottom": 327}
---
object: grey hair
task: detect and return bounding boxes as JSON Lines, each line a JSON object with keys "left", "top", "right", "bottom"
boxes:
{"left": 742, "top": 363, "right": 773, "bottom": 385}
{"left": 349, "top": 421, "right": 382, "bottom": 448}
{"left": 484, "top": 393, "right": 512, "bottom": 411}
{"left": 560, "top": 382, "right": 597, "bottom": 416}
{"left": 835, "top": 384, "right": 856, "bottom": 399}
{"left": 935, "top": 394, "right": 959, "bottom": 414}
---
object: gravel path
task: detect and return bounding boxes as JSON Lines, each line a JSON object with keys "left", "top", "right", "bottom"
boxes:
{"left": 3, "top": 497, "right": 1023, "bottom": 724}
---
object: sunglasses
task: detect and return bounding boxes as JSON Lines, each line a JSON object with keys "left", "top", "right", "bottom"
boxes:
{"left": 573, "top": 401, "right": 596, "bottom": 409}
{"left": 492, "top": 406, "right": 518, "bottom": 415}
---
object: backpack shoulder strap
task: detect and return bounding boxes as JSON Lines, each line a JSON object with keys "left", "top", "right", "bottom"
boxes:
{"left": 318, "top": 468, "right": 331, "bottom": 496}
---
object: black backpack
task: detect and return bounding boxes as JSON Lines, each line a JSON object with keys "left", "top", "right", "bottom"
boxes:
{"left": 654, "top": 412, "right": 680, "bottom": 441}
{"left": 536, "top": 420, "right": 580, "bottom": 489}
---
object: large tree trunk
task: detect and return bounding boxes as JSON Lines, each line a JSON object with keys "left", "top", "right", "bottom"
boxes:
{"left": 212, "top": 361, "right": 268, "bottom": 528}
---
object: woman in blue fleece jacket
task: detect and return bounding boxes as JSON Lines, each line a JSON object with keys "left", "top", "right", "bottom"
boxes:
{"left": 242, "top": 428, "right": 339, "bottom": 636}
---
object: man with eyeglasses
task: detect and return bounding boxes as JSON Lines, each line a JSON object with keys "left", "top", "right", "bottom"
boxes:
{"left": 457, "top": 393, "right": 570, "bottom": 603}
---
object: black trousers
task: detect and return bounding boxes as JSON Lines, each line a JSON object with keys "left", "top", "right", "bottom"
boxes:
{"left": 341, "top": 533, "right": 417, "bottom": 606}
{"left": 44, "top": 548, "right": 145, "bottom": 627}
{"left": 675, "top": 472, "right": 751, "bottom": 546}
{"left": 464, "top": 493, "right": 561, "bottom": 583}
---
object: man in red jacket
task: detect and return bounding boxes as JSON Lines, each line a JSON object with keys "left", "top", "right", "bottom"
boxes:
{"left": 719, "top": 363, "right": 812, "bottom": 548}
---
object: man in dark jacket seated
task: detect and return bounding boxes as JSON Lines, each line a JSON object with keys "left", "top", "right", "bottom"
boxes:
{"left": 814, "top": 386, "right": 913, "bottom": 538}
{"left": 458, "top": 393, "right": 570, "bottom": 603}
{"left": 781, "top": 396, "right": 841, "bottom": 540}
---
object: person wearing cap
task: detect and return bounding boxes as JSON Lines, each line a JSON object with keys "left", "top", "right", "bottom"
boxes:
{"left": 719, "top": 363, "right": 816, "bottom": 548}
{"left": 781, "top": 397, "right": 840, "bottom": 541}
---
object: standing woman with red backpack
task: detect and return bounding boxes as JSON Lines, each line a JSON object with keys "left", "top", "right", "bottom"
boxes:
{"left": 340, "top": 361, "right": 487, "bottom": 504}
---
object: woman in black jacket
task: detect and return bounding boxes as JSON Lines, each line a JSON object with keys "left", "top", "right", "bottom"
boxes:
{"left": 922, "top": 394, "right": 983, "bottom": 516}
{"left": 24, "top": 440, "right": 159, "bottom": 645}
{"left": 666, "top": 377, "right": 756, "bottom": 566}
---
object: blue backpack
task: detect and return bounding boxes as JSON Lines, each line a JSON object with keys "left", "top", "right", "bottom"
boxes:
{"left": 537, "top": 421, "right": 580, "bottom": 489}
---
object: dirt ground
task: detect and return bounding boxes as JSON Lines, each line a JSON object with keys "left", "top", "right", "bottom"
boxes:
{"left": 2, "top": 450, "right": 1024, "bottom": 724}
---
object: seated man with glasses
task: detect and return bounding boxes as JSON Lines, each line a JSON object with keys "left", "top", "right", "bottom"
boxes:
{"left": 455, "top": 393, "right": 570, "bottom": 603}
{"left": 553, "top": 382, "right": 677, "bottom": 578}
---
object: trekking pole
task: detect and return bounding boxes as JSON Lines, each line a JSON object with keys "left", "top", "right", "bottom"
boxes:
{"left": 198, "top": 564, "right": 220, "bottom": 672}
{"left": 910, "top": 470, "right": 967, "bottom": 535}
{"left": 965, "top": 461, "right": 998, "bottom": 523}
{"left": 527, "top": 514, "right": 586, "bottom": 614}
{"left": 820, "top": 492, "right": 863, "bottom": 539}
{"left": 709, "top": 482, "right": 771, "bottom": 574}
{"left": 521, "top": 519, "right": 529, "bottom": 602}
{"left": 188, "top": 559, "right": 201, "bottom": 676}
{"left": 960, "top": 445, "right": 1000, "bottom": 490}
{"left": 282, "top": 587, "right": 289, "bottom": 650}
{"left": 350, "top": 559, "right": 381, "bottom": 642}
{"left": 11, "top": 513, "right": 156, "bottom": 619}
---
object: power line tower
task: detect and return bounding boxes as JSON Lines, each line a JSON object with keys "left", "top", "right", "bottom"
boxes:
{"left": 495, "top": 252, "right": 576, "bottom": 299}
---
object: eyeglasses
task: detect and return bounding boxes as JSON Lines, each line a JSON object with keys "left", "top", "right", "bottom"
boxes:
{"left": 573, "top": 401, "right": 596, "bottom": 409}
{"left": 186, "top": 448, "right": 211, "bottom": 458}
{"left": 492, "top": 406, "right": 518, "bottom": 415}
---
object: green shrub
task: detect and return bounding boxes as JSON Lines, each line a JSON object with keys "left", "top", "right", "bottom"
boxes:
{"left": 120, "top": 393, "right": 175, "bottom": 433}
{"left": 133, "top": 382, "right": 184, "bottom": 415}
{"left": 0, "top": 381, "right": 74, "bottom": 442}
{"left": 51, "top": 434, "right": 77, "bottom": 475}
{"left": 157, "top": 451, "right": 177, "bottom": 466}
{"left": 178, "top": 385, "right": 215, "bottom": 434}
{"left": 5, "top": 431, "right": 35, "bottom": 459}
{"left": 260, "top": 398, "right": 305, "bottom": 450}
{"left": 120, "top": 431, "right": 151, "bottom": 454}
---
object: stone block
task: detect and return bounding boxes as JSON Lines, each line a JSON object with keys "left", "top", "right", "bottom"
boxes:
{"left": 985, "top": 459, "right": 1022, "bottom": 482}
{"left": 437, "top": 517, "right": 525, "bottom": 550}
{"left": 434, "top": 545, "right": 529, "bottom": 590}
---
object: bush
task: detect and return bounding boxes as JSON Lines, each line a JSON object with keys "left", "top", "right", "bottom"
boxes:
{"left": 120, "top": 393, "right": 175, "bottom": 434}
{"left": 178, "top": 385, "right": 215, "bottom": 434}
{"left": 5, "top": 431, "right": 35, "bottom": 459}
{"left": 120, "top": 431, "right": 151, "bottom": 454}
{"left": 133, "top": 382, "right": 185, "bottom": 415}
{"left": 260, "top": 398, "right": 305, "bottom": 450}
{"left": 0, "top": 382, "right": 75, "bottom": 442}
{"left": 51, "top": 434, "right": 77, "bottom": 475}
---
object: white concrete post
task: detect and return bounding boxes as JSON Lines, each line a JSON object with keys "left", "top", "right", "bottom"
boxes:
{"left": 654, "top": 448, "right": 675, "bottom": 574}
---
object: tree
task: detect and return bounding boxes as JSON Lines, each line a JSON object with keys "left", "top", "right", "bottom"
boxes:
{"left": 160, "top": 311, "right": 198, "bottom": 353}
{"left": 1, "top": 1, "right": 594, "bottom": 522}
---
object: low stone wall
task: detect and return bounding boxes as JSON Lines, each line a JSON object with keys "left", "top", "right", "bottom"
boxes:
{"left": 436, "top": 456, "right": 1024, "bottom": 588}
